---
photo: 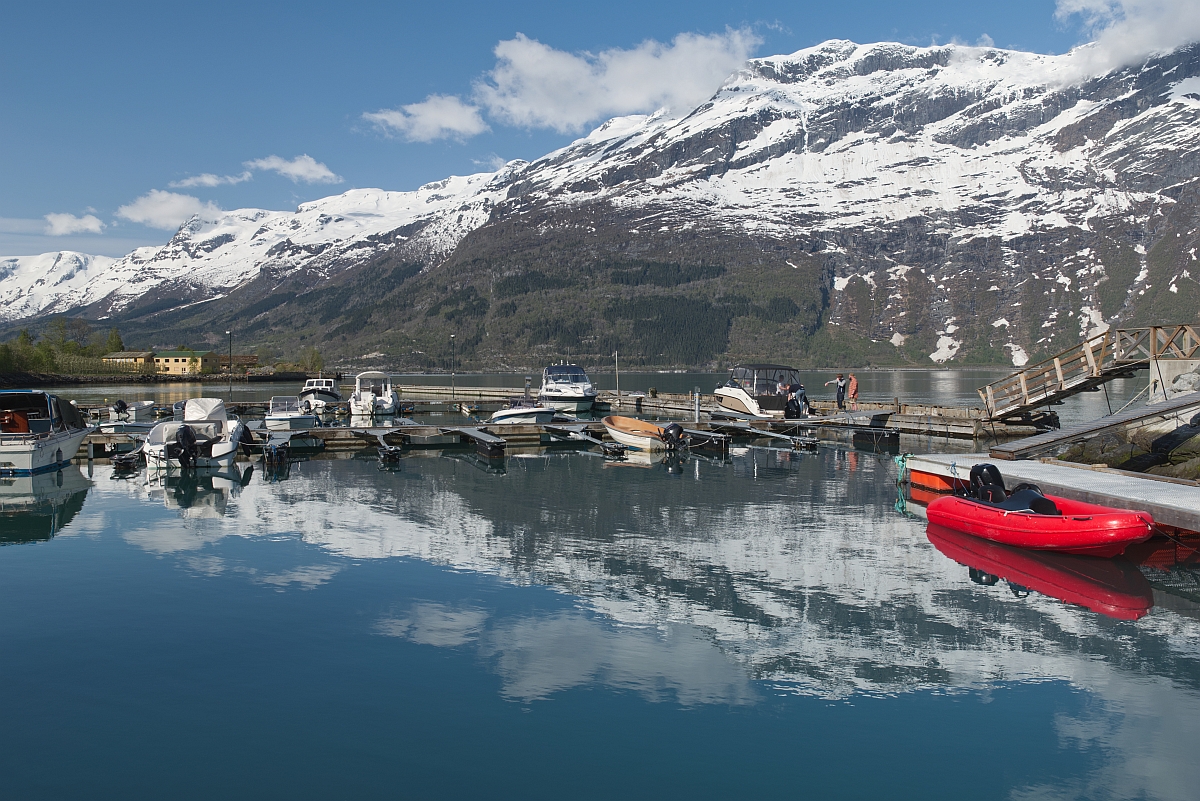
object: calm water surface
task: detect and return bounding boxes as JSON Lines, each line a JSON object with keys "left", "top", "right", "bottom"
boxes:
{"left": 2, "top": 445, "right": 1198, "bottom": 799}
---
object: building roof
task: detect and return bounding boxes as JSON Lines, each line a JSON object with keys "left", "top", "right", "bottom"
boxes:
{"left": 103, "top": 351, "right": 155, "bottom": 358}
{"left": 155, "top": 350, "right": 215, "bottom": 358}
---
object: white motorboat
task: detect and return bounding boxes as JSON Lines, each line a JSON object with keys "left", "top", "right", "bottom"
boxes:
{"left": 490, "top": 402, "right": 555, "bottom": 425}
{"left": 299, "top": 378, "right": 342, "bottom": 413}
{"left": 0, "top": 390, "right": 92, "bottom": 476}
{"left": 144, "top": 398, "right": 245, "bottom": 470}
{"left": 714, "top": 364, "right": 801, "bottom": 418}
{"left": 538, "top": 363, "right": 598, "bottom": 412}
{"left": 601, "top": 415, "right": 685, "bottom": 451}
{"left": 349, "top": 371, "right": 399, "bottom": 416}
{"left": 265, "top": 396, "right": 319, "bottom": 431}
{"left": 109, "top": 399, "right": 157, "bottom": 422}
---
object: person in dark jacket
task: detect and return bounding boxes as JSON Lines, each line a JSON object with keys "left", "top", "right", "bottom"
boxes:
{"left": 825, "top": 374, "right": 847, "bottom": 410}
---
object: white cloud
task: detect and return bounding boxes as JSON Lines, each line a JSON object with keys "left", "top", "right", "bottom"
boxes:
{"left": 363, "top": 95, "right": 490, "bottom": 142}
{"left": 472, "top": 153, "right": 510, "bottom": 170}
{"left": 169, "top": 171, "right": 252, "bottom": 188}
{"left": 43, "top": 213, "right": 105, "bottom": 236}
{"left": 116, "top": 190, "right": 223, "bottom": 230}
{"left": 243, "top": 154, "right": 342, "bottom": 184}
{"left": 474, "top": 29, "right": 760, "bottom": 133}
{"left": 1057, "top": 0, "right": 1200, "bottom": 72}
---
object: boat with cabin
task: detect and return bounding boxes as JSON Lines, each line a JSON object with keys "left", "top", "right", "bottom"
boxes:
{"left": 0, "top": 390, "right": 92, "bottom": 476}
{"left": 714, "top": 364, "right": 802, "bottom": 418}
{"left": 144, "top": 398, "right": 245, "bottom": 470}
{"left": 265, "top": 396, "right": 319, "bottom": 431}
{"left": 349, "top": 372, "right": 399, "bottom": 416}
{"left": 538, "top": 363, "right": 598, "bottom": 412}
{"left": 299, "top": 377, "right": 342, "bottom": 413}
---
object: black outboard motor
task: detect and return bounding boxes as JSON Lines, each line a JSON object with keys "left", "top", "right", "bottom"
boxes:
{"left": 969, "top": 463, "right": 1006, "bottom": 503}
{"left": 660, "top": 423, "right": 685, "bottom": 450}
{"left": 175, "top": 424, "right": 198, "bottom": 470}
{"left": 111, "top": 399, "right": 129, "bottom": 419}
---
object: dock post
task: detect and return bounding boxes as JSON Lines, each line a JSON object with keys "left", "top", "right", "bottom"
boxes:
{"left": 694, "top": 387, "right": 700, "bottom": 423}
{"left": 87, "top": 441, "right": 94, "bottom": 461}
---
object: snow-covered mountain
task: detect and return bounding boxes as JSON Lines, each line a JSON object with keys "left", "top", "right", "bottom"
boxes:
{"left": 5, "top": 39, "right": 1200, "bottom": 367}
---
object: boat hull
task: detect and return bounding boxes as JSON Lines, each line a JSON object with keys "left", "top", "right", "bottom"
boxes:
{"left": 537, "top": 394, "right": 595, "bottom": 413}
{"left": 926, "top": 494, "right": 1154, "bottom": 557}
{"left": 265, "top": 414, "right": 319, "bottom": 431}
{"left": 490, "top": 407, "right": 555, "bottom": 424}
{"left": 0, "top": 427, "right": 91, "bottom": 476}
{"left": 601, "top": 416, "right": 669, "bottom": 451}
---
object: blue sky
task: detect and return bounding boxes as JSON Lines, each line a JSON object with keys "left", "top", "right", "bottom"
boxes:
{"left": 0, "top": 1, "right": 1132, "bottom": 256}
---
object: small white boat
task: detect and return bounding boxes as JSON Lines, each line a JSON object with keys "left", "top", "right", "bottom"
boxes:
{"left": 349, "top": 371, "right": 399, "bottom": 416}
{"left": 0, "top": 390, "right": 92, "bottom": 476}
{"left": 601, "top": 415, "right": 684, "bottom": 451}
{"left": 714, "top": 364, "right": 800, "bottom": 418}
{"left": 490, "top": 403, "right": 555, "bottom": 424}
{"left": 538, "top": 363, "right": 598, "bottom": 412}
{"left": 109, "top": 399, "right": 157, "bottom": 423}
{"left": 265, "top": 396, "right": 319, "bottom": 431}
{"left": 144, "top": 398, "right": 244, "bottom": 470}
{"left": 299, "top": 378, "right": 342, "bottom": 413}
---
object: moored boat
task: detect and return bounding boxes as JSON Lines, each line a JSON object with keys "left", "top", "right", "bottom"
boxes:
{"left": 927, "top": 523, "right": 1154, "bottom": 620}
{"left": 144, "top": 398, "right": 245, "bottom": 470}
{"left": 538, "top": 363, "right": 598, "bottom": 412}
{"left": 265, "top": 396, "right": 319, "bottom": 431}
{"left": 601, "top": 416, "right": 685, "bottom": 451}
{"left": 349, "top": 372, "right": 399, "bottom": 416}
{"left": 0, "top": 390, "right": 92, "bottom": 476}
{"left": 299, "top": 378, "right": 342, "bottom": 413}
{"left": 714, "top": 364, "right": 801, "bottom": 418}
{"left": 925, "top": 463, "right": 1154, "bottom": 557}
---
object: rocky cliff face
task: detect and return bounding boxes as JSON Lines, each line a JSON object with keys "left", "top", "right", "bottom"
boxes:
{"left": 6, "top": 39, "right": 1200, "bottom": 369}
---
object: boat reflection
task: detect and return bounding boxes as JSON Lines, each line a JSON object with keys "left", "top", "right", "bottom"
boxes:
{"left": 0, "top": 465, "right": 91, "bottom": 544}
{"left": 927, "top": 523, "right": 1155, "bottom": 620}
{"left": 146, "top": 464, "right": 253, "bottom": 518}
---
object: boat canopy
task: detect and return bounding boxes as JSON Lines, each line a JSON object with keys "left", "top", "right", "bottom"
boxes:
{"left": 303, "top": 379, "right": 335, "bottom": 389}
{"left": 544, "top": 364, "right": 590, "bottom": 383}
{"left": 269, "top": 396, "right": 302, "bottom": 414}
{"left": 723, "top": 365, "right": 801, "bottom": 396}
{"left": 355, "top": 371, "right": 391, "bottom": 392}
{"left": 0, "top": 390, "right": 87, "bottom": 433}
{"left": 183, "top": 398, "right": 228, "bottom": 421}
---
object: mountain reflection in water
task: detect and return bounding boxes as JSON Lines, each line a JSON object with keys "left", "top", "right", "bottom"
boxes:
{"left": 4, "top": 448, "right": 1200, "bottom": 799}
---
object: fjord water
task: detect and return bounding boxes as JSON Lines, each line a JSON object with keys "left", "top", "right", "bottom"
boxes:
{"left": 2, "top": 446, "right": 1198, "bottom": 800}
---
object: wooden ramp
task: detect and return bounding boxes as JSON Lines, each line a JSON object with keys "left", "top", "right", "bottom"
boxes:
{"left": 979, "top": 325, "right": 1200, "bottom": 421}
{"left": 988, "top": 390, "right": 1200, "bottom": 461}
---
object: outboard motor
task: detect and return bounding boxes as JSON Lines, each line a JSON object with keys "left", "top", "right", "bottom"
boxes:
{"left": 175, "top": 424, "right": 198, "bottom": 470}
{"left": 969, "top": 463, "right": 1006, "bottom": 503}
{"left": 660, "top": 423, "right": 685, "bottom": 450}
{"left": 111, "top": 399, "right": 129, "bottom": 420}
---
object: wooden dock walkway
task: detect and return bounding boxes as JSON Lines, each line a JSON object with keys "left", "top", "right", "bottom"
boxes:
{"left": 904, "top": 453, "right": 1200, "bottom": 534}
{"left": 988, "top": 390, "right": 1200, "bottom": 461}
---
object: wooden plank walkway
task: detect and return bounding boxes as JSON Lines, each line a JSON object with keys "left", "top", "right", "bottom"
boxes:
{"left": 905, "top": 453, "right": 1200, "bottom": 533}
{"left": 988, "top": 390, "right": 1200, "bottom": 461}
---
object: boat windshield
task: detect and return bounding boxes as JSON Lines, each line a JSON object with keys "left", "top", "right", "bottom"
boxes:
{"left": 304, "top": 379, "right": 334, "bottom": 390}
{"left": 270, "top": 397, "right": 302, "bottom": 414}
{"left": 545, "top": 366, "right": 589, "bottom": 384}
{"left": 725, "top": 366, "right": 800, "bottom": 396}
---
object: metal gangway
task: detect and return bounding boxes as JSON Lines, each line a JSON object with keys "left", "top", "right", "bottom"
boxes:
{"left": 978, "top": 325, "right": 1199, "bottom": 422}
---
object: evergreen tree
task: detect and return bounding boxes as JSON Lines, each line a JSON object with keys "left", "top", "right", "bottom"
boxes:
{"left": 104, "top": 327, "right": 124, "bottom": 353}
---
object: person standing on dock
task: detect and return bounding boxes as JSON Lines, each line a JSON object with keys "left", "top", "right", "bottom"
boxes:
{"left": 825, "top": 374, "right": 847, "bottom": 410}
{"left": 847, "top": 373, "right": 859, "bottom": 411}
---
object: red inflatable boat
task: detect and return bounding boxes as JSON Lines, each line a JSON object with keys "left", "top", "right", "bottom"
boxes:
{"left": 927, "top": 524, "right": 1154, "bottom": 620}
{"left": 924, "top": 463, "right": 1154, "bottom": 558}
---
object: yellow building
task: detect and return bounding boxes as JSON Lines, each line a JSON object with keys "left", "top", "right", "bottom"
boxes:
{"left": 102, "top": 351, "right": 156, "bottom": 371}
{"left": 154, "top": 350, "right": 218, "bottom": 375}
